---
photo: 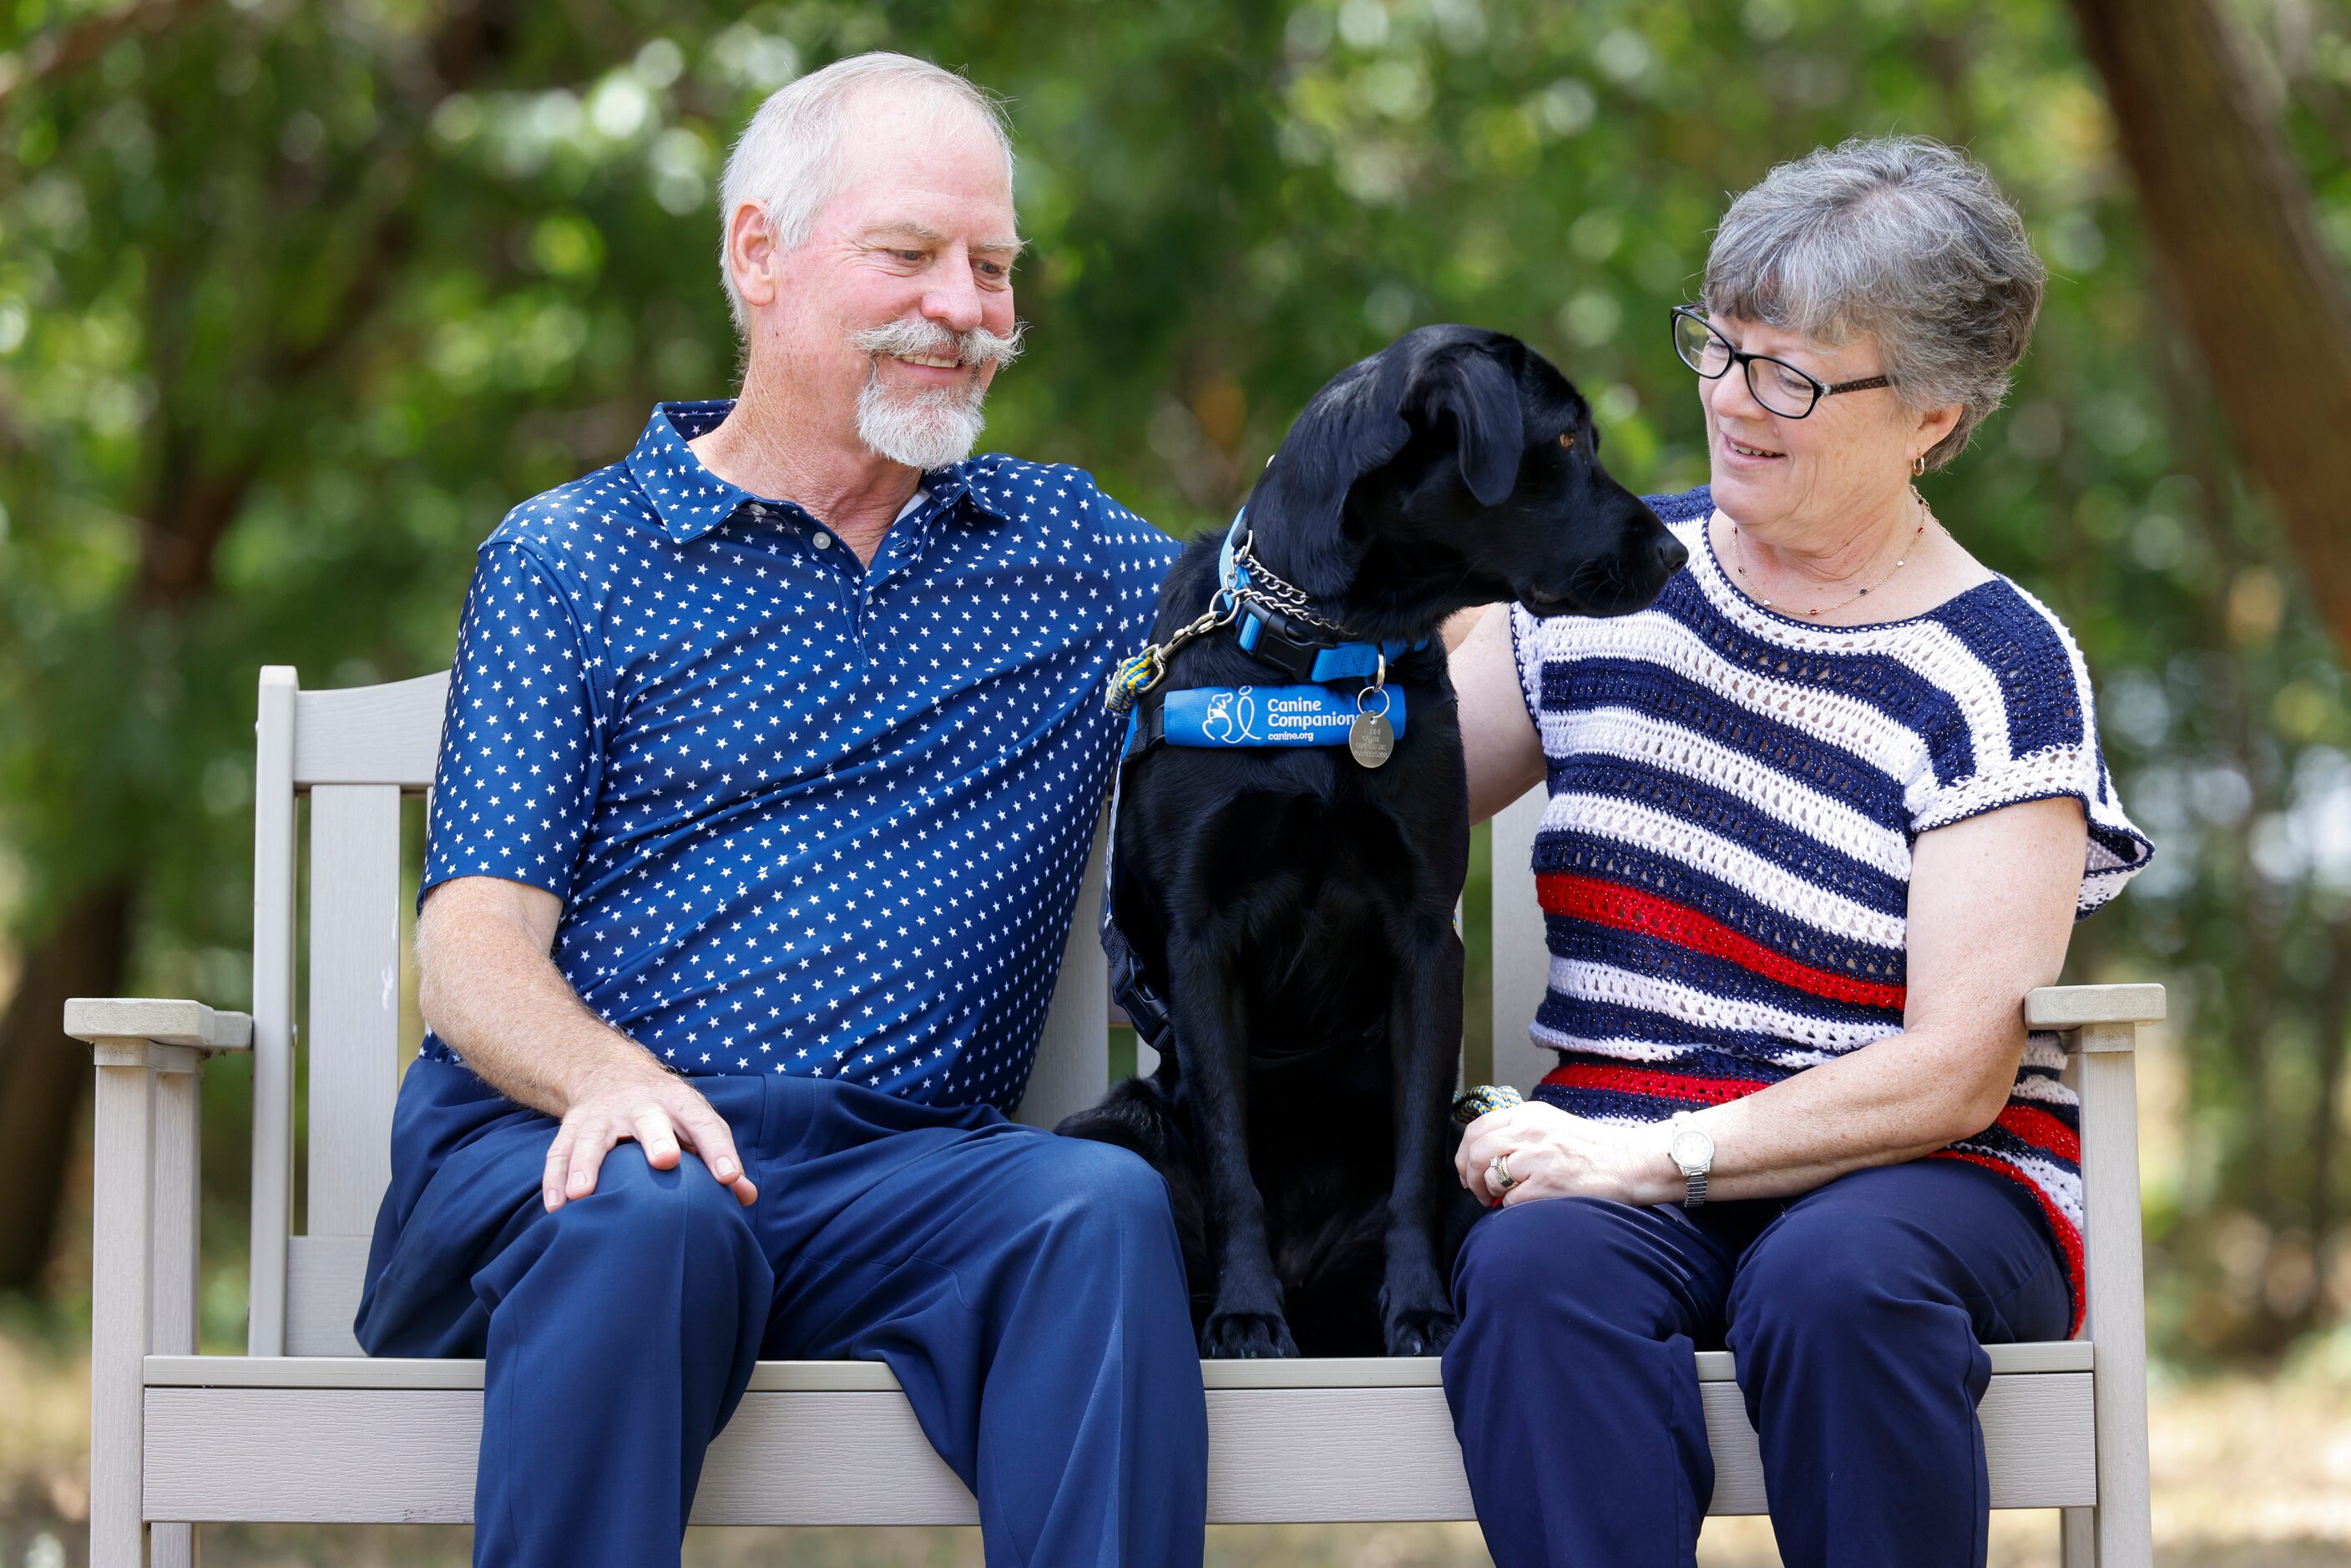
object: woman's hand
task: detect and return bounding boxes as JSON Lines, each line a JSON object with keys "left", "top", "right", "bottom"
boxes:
{"left": 1456, "top": 1100, "right": 1678, "bottom": 1208}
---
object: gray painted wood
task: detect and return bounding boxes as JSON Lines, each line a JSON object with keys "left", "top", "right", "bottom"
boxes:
{"left": 144, "top": 1338, "right": 2092, "bottom": 1392}
{"left": 90, "top": 1061, "right": 154, "bottom": 1567}
{"left": 2062, "top": 1507, "right": 2095, "bottom": 1565}
{"left": 149, "top": 1055, "right": 200, "bottom": 1568}
{"left": 1489, "top": 785, "right": 1551, "bottom": 1092}
{"left": 64, "top": 999, "right": 252, "bottom": 1051}
{"left": 2080, "top": 1029, "right": 2155, "bottom": 1561}
{"left": 149, "top": 1061, "right": 200, "bottom": 1361}
{"left": 286, "top": 1236, "right": 371, "bottom": 1358}
{"left": 306, "top": 785, "right": 403, "bottom": 1239}
{"left": 292, "top": 670, "right": 448, "bottom": 787}
{"left": 141, "top": 1371, "right": 2095, "bottom": 1525}
{"left": 250, "top": 666, "right": 301, "bottom": 1358}
{"left": 2026, "top": 984, "right": 2166, "bottom": 1031}
{"left": 1016, "top": 810, "right": 1110, "bottom": 1130}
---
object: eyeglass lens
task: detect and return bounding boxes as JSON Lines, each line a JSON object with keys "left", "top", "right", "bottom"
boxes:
{"left": 1673, "top": 312, "right": 1822, "bottom": 417}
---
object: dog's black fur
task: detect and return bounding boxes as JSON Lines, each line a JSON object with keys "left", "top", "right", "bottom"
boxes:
{"left": 1058, "top": 326, "right": 1687, "bottom": 1358}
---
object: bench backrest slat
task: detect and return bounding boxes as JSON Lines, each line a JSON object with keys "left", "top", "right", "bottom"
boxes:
{"left": 295, "top": 672, "right": 448, "bottom": 787}
{"left": 1489, "top": 786, "right": 1550, "bottom": 1091}
{"left": 305, "top": 784, "right": 405, "bottom": 1240}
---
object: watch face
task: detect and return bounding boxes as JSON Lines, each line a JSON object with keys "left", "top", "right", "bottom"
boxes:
{"left": 1670, "top": 1128, "right": 1713, "bottom": 1170}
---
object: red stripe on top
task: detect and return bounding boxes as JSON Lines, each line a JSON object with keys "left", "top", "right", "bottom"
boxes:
{"left": 1538, "top": 872, "right": 1908, "bottom": 1012}
{"left": 1993, "top": 1103, "right": 2081, "bottom": 1166}
{"left": 1540, "top": 1061, "right": 1770, "bottom": 1107}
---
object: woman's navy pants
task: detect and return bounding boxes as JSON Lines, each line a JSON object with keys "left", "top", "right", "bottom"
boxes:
{"left": 1442, "top": 1159, "right": 2071, "bottom": 1567}
{"left": 355, "top": 1056, "right": 1207, "bottom": 1568}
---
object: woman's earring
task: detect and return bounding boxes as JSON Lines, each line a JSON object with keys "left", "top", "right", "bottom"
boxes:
{"left": 1912, "top": 452, "right": 1927, "bottom": 478}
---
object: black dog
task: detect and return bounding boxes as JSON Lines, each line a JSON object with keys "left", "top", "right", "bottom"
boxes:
{"left": 1059, "top": 326, "right": 1686, "bottom": 1358}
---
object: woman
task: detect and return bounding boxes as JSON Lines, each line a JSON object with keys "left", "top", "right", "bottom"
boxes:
{"left": 1441, "top": 137, "right": 2153, "bottom": 1567}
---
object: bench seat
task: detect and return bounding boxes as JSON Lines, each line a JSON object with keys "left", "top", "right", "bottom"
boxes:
{"left": 140, "top": 1347, "right": 2099, "bottom": 1525}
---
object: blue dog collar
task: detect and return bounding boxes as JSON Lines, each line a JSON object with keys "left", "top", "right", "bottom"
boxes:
{"left": 1162, "top": 684, "right": 1406, "bottom": 750}
{"left": 1216, "top": 511, "right": 1423, "bottom": 680}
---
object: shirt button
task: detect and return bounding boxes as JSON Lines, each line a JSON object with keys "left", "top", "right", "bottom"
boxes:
{"left": 811, "top": 532, "right": 832, "bottom": 550}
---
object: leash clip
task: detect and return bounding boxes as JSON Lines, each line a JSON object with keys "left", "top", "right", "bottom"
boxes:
{"left": 1105, "top": 600, "right": 1241, "bottom": 716}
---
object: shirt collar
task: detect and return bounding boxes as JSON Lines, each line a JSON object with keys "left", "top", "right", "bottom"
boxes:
{"left": 624, "top": 400, "right": 1011, "bottom": 544}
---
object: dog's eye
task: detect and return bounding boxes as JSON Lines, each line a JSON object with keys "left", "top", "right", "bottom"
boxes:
{"left": 1558, "top": 432, "right": 1578, "bottom": 452}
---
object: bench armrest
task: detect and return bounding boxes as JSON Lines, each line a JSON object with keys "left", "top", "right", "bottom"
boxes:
{"left": 2025, "top": 984, "right": 2164, "bottom": 1044}
{"left": 65, "top": 998, "right": 254, "bottom": 1060}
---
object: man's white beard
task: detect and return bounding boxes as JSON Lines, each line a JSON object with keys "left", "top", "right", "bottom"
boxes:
{"left": 854, "top": 372, "right": 989, "bottom": 473}
{"left": 849, "top": 317, "right": 1023, "bottom": 472}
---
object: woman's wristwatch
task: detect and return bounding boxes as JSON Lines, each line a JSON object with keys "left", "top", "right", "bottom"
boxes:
{"left": 1668, "top": 1112, "right": 1715, "bottom": 1208}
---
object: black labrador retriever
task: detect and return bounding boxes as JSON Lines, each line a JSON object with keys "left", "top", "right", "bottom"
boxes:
{"left": 1059, "top": 325, "right": 1686, "bottom": 1358}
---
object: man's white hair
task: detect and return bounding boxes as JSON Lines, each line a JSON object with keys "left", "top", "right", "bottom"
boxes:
{"left": 717, "top": 52, "right": 1016, "bottom": 334}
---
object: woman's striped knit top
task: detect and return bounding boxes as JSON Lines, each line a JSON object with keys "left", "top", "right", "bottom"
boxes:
{"left": 1513, "top": 486, "right": 2154, "bottom": 1332}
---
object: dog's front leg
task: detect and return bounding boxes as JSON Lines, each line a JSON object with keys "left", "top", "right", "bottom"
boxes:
{"left": 1166, "top": 933, "right": 1298, "bottom": 1358}
{"left": 1381, "top": 914, "right": 1465, "bottom": 1356}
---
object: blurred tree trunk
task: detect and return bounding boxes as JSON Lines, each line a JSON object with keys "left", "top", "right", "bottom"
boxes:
{"left": 0, "top": 888, "right": 131, "bottom": 1288}
{"left": 0, "top": 0, "right": 516, "bottom": 1294}
{"left": 2069, "top": 0, "right": 2351, "bottom": 653}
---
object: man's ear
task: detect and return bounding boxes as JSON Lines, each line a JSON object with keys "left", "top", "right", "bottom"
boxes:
{"left": 1408, "top": 340, "right": 1523, "bottom": 508}
{"left": 728, "top": 200, "right": 781, "bottom": 311}
{"left": 1251, "top": 354, "right": 1414, "bottom": 603}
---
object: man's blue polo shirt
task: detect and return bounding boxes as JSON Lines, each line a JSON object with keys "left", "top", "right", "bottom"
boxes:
{"left": 419, "top": 400, "right": 1178, "bottom": 1111}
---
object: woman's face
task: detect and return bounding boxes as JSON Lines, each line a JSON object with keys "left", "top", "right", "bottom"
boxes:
{"left": 1699, "top": 316, "right": 1949, "bottom": 537}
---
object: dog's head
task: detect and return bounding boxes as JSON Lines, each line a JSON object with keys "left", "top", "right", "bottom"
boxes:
{"left": 1248, "top": 325, "right": 1687, "bottom": 637}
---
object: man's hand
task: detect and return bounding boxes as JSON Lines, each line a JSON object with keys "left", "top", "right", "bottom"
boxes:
{"left": 415, "top": 878, "right": 761, "bottom": 1215}
{"left": 544, "top": 1060, "right": 760, "bottom": 1212}
{"left": 1455, "top": 1100, "right": 1676, "bottom": 1209}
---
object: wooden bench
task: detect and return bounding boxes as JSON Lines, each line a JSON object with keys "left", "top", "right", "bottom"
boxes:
{"left": 70, "top": 665, "right": 2160, "bottom": 1565}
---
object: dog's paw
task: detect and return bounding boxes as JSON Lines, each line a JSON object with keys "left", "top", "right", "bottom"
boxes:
{"left": 1382, "top": 1304, "right": 1459, "bottom": 1358}
{"left": 1201, "top": 1309, "right": 1302, "bottom": 1359}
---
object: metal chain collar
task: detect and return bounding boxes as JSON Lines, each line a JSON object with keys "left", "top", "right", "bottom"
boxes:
{"left": 1227, "top": 532, "right": 1350, "bottom": 635}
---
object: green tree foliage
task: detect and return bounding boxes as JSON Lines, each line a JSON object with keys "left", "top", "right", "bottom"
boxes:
{"left": 2, "top": 0, "right": 2346, "bottom": 1358}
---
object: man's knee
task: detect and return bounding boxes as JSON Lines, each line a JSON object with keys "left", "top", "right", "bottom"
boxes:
{"left": 541, "top": 1144, "right": 763, "bottom": 1283}
{"left": 1026, "top": 1136, "right": 1176, "bottom": 1237}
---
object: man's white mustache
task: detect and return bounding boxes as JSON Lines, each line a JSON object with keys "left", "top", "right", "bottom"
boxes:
{"left": 852, "top": 317, "right": 1026, "bottom": 372}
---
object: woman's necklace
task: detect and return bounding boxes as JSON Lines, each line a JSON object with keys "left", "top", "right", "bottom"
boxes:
{"left": 1732, "top": 485, "right": 1936, "bottom": 620}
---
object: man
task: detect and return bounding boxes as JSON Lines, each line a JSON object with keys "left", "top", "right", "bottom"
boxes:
{"left": 355, "top": 52, "right": 1205, "bottom": 1568}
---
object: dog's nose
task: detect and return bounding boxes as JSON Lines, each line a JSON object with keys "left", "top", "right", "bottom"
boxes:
{"left": 1655, "top": 534, "right": 1690, "bottom": 576}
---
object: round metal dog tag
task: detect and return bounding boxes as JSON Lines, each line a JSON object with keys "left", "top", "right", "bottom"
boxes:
{"left": 1348, "top": 712, "right": 1395, "bottom": 768}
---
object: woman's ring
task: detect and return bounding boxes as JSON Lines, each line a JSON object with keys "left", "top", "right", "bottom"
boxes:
{"left": 1489, "top": 1153, "right": 1518, "bottom": 1192}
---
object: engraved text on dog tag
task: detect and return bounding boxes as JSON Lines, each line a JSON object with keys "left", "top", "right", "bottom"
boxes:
{"left": 1348, "top": 712, "right": 1395, "bottom": 768}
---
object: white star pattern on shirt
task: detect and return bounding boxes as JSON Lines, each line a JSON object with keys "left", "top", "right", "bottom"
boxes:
{"left": 419, "top": 401, "right": 1179, "bottom": 1110}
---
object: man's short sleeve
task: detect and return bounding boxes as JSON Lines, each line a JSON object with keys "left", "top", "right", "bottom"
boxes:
{"left": 1084, "top": 478, "right": 1182, "bottom": 645}
{"left": 422, "top": 542, "right": 603, "bottom": 904}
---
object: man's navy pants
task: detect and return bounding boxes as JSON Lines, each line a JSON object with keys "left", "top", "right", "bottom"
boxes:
{"left": 356, "top": 1056, "right": 1207, "bottom": 1568}
{"left": 1442, "top": 1159, "right": 2071, "bottom": 1567}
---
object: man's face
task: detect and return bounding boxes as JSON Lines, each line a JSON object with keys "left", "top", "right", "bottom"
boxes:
{"left": 746, "top": 96, "right": 1024, "bottom": 468}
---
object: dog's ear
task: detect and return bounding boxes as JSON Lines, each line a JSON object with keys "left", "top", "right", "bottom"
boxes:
{"left": 1407, "top": 338, "right": 1524, "bottom": 508}
{"left": 1254, "top": 357, "right": 1414, "bottom": 602}
{"left": 1256, "top": 330, "right": 1527, "bottom": 602}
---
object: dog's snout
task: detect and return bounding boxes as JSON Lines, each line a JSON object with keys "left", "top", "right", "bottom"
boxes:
{"left": 1654, "top": 533, "right": 1689, "bottom": 577}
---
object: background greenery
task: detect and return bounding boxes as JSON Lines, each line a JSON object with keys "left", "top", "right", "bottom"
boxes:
{"left": 2, "top": 0, "right": 2348, "bottom": 1394}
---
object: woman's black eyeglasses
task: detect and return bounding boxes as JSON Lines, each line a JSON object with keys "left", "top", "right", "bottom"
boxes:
{"left": 1670, "top": 306, "right": 1891, "bottom": 419}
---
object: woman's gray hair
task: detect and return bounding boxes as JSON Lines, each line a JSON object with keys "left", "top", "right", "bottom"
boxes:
{"left": 718, "top": 53, "right": 1015, "bottom": 334}
{"left": 1702, "top": 136, "right": 2045, "bottom": 470}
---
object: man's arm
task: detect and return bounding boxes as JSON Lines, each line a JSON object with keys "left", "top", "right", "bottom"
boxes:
{"left": 417, "top": 875, "right": 757, "bottom": 1212}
